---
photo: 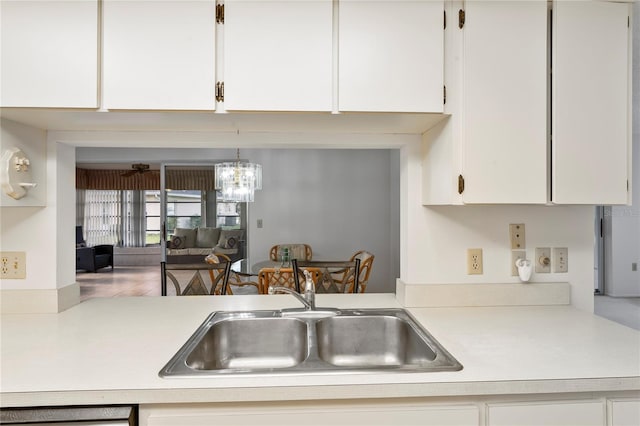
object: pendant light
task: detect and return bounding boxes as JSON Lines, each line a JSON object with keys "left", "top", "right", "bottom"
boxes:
{"left": 214, "top": 149, "right": 262, "bottom": 202}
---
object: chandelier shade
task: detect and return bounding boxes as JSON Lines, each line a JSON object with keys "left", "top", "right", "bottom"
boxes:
{"left": 214, "top": 150, "right": 262, "bottom": 202}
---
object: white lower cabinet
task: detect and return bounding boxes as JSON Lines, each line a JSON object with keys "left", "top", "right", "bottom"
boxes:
{"left": 487, "top": 400, "right": 605, "bottom": 426}
{"left": 139, "top": 402, "right": 479, "bottom": 426}
{"left": 608, "top": 399, "right": 640, "bottom": 426}
{"left": 140, "top": 395, "right": 640, "bottom": 426}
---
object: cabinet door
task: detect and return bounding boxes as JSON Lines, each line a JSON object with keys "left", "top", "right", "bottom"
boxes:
{"left": 608, "top": 399, "right": 640, "bottom": 426}
{"left": 0, "top": 0, "right": 98, "bottom": 108}
{"left": 488, "top": 400, "right": 605, "bottom": 426}
{"left": 551, "top": 1, "right": 630, "bottom": 204}
{"left": 224, "top": 0, "right": 332, "bottom": 111}
{"left": 103, "top": 0, "right": 216, "bottom": 110}
{"left": 140, "top": 403, "right": 478, "bottom": 426}
{"left": 338, "top": 0, "right": 444, "bottom": 112}
{"left": 461, "top": 0, "right": 547, "bottom": 204}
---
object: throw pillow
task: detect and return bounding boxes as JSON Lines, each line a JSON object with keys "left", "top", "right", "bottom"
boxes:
{"left": 196, "top": 227, "right": 221, "bottom": 248}
{"left": 170, "top": 235, "right": 185, "bottom": 249}
{"left": 217, "top": 229, "right": 244, "bottom": 249}
{"left": 173, "top": 228, "right": 196, "bottom": 248}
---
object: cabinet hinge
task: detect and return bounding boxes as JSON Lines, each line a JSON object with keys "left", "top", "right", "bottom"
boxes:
{"left": 443, "top": 85, "right": 447, "bottom": 105}
{"left": 458, "top": 174, "right": 465, "bottom": 194}
{"left": 216, "top": 3, "right": 224, "bottom": 24}
{"left": 444, "top": 10, "right": 446, "bottom": 30}
{"left": 458, "top": 9, "right": 465, "bottom": 29}
{"left": 215, "top": 81, "right": 224, "bottom": 102}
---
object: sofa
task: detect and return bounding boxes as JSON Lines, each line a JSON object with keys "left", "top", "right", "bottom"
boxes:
{"left": 166, "top": 227, "right": 245, "bottom": 264}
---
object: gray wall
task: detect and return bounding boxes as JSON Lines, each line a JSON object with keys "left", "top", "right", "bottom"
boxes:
{"left": 77, "top": 147, "right": 400, "bottom": 292}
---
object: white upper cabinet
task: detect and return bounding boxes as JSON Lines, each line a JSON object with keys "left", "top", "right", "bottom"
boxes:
{"left": 422, "top": 0, "right": 548, "bottom": 205}
{"left": 223, "top": 0, "right": 333, "bottom": 111}
{"left": 460, "top": 0, "right": 548, "bottom": 204}
{"left": 551, "top": 1, "right": 631, "bottom": 205}
{"left": 0, "top": 0, "right": 98, "bottom": 108}
{"left": 423, "top": 0, "right": 631, "bottom": 206}
{"left": 103, "top": 0, "right": 216, "bottom": 110}
{"left": 338, "top": 0, "right": 444, "bottom": 113}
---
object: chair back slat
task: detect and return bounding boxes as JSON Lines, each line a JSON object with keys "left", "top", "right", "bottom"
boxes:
{"left": 161, "top": 261, "right": 231, "bottom": 296}
{"left": 292, "top": 259, "right": 360, "bottom": 294}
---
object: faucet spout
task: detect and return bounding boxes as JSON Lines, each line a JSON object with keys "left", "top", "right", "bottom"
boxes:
{"left": 268, "top": 270, "right": 316, "bottom": 310}
{"left": 268, "top": 286, "right": 315, "bottom": 310}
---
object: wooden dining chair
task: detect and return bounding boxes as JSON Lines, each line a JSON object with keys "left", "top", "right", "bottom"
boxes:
{"left": 210, "top": 253, "right": 260, "bottom": 295}
{"left": 331, "top": 250, "right": 374, "bottom": 293}
{"left": 161, "top": 261, "right": 231, "bottom": 296}
{"left": 293, "top": 258, "right": 361, "bottom": 294}
{"left": 258, "top": 266, "right": 322, "bottom": 294}
{"left": 269, "top": 244, "right": 313, "bottom": 262}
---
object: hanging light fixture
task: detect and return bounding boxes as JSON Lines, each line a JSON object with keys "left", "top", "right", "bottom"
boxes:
{"left": 214, "top": 149, "right": 262, "bottom": 202}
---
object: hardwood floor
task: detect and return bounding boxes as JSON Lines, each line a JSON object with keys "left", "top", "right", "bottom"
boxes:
{"left": 77, "top": 266, "right": 161, "bottom": 301}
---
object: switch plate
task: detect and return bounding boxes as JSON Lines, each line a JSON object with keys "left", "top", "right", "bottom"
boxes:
{"left": 467, "top": 248, "right": 483, "bottom": 275}
{"left": 633, "top": 263, "right": 638, "bottom": 272}
{"left": 1, "top": 251, "right": 26, "bottom": 279}
{"left": 553, "top": 247, "right": 568, "bottom": 273}
{"left": 535, "top": 247, "right": 551, "bottom": 273}
{"left": 509, "top": 223, "right": 526, "bottom": 249}
{"left": 257, "top": 219, "right": 263, "bottom": 228}
{"left": 511, "top": 250, "right": 526, "bottom": 276}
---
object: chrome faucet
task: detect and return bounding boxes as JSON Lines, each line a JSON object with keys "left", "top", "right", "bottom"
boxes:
{"left": 268, "top": 270, "right": 316, "bottom": 310}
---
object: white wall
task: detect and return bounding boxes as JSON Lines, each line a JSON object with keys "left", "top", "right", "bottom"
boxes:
{"left": 0, "top": 128, "right": 599, "bottom": 313}
{"left": 605, "top": 2, "right": 640, "bottom": 297}
{"left": 402, "top": 141, "right": 596, "bottom": 312}
{"left": 0, "top": 119, "right": 78, "bottom": 312}
{"left": 76, "top": 147, "right": 399, "bottom": 292}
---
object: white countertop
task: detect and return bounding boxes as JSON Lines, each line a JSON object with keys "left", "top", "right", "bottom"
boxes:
{"left": 1, "top": 294, "right": 639, "bottom": 407}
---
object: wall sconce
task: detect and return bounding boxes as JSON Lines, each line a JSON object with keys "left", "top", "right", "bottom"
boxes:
{"left": 1, "top": 147, "right": 37, "bottom": 200}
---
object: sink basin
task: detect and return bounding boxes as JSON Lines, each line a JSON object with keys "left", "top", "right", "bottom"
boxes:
{"left": 316, "top": 315, "right": 436, "bottom": 367}
{"left": 186, "top": 317, "right": 308, "bottom": 370}
{"left": 160, "top": 308, "right": 462, "bottom": 377}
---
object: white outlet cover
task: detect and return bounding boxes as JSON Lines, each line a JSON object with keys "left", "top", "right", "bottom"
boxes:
{"left": 553, "top": 247, "right": 568, "bottom": 273}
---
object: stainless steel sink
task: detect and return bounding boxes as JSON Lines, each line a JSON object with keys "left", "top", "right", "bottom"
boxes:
{"left": 186, "top": 317, "right": 308, "bottom": 370}
{"left": 316, "top": 315, "right": 437, "bottom": 368}
{"left": 160, "top": 308, "right": 462, "bottom": 377}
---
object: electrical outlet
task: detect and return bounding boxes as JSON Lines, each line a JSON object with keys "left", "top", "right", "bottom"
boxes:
{"left": 553, "top": 247, "right": 568, "bottom": 273}
{"left": 511, "top": 250, "right": 526, "bottom": 276}
{"left": 467, "top": 248, "right": 483, "bottom": 275}
{"left": 509, "top": 223, "right": 526, "bottom": 249}
{"left": 0, "top": 251, "right": 26, "bottom": 279}
{"left": 535, "top": 247, "right": 551, "bottom": 273}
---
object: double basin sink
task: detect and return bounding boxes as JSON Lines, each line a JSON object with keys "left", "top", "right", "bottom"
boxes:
{"left": 160, "top": 308, "right": 462, "bottom": 377}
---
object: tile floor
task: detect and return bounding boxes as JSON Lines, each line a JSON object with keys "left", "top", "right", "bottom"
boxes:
{"left": 77, "top": 265, "right": 161, "bottom": 301}
{"left": 77, "top": 266, "right": 640, "bottom": 331}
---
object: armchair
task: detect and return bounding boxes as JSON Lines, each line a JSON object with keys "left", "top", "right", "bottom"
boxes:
{"left": 76, "top": 226, "right": 114, "bottom": 272}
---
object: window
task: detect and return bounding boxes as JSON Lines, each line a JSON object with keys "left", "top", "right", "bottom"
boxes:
{"left": 81, "top": 189, "right": 159, "bottom": 247}
{"left": 165, "top": 190, "right": 202, "bottom": 237}
{"left": 145, "top": 190, "right": 161, "bottom": 245}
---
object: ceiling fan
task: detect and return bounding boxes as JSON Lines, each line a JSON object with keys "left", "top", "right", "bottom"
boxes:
{"left": 121, "top": 163, "right": 151, "bottom": 177}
